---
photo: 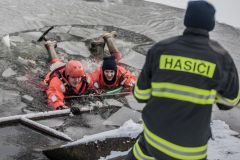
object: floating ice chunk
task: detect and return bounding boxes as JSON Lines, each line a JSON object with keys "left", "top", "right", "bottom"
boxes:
{"left": 10, "top": 36, "right": 25, "bottom": 43}
{"left": 19, "top": 32, "right": 43, "bottom": 42}
{"left": 119, "top": 50, "right": 145, "bottom": 70}
{"left": 104, "top": 99, "right": 124, "bottom": 107}
{"left": 125, "top": 95, "right": 145, "bottom": 111}
{"left": 103, "top": 107, "right": 142, "bottom": 126}
{"left": 58, "top": 41, "right": 91, "bottom": 58}
{"left": 63, "top": 119, "right": 143, "bottom": 147}
{"left": 69, "top": 27, "right": 104, "bottom": 39}
{"left": 2, "top": 68, "right": 17, "bottom": 78}
{"left": 0, "top": 89, "right": 20, "bottom": 106}
{"left": 22, "top": 95, "right": 34, "bottom": 104}
{"left": 16, "top": 76, "right": 28, "bottom": 81}
{"left": 1, "top": 34, "right": 10, "bottom": 48}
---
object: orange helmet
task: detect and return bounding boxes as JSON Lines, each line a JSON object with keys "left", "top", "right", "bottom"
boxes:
{"left": 65, "top": 60, "right": 85, "bottom": 77}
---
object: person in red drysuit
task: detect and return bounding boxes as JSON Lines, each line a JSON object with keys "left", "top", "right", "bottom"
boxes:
{"left": 90, "top": 32, "right": 136, "bottom": 93}
{"left": 43, "top": 40, "right": 93, "bottom": 110}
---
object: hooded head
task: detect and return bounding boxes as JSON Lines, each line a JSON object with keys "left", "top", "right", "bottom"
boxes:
{"left": 102, "top": 56, "right": 117, "bottom": 71}
{"left": 184, "top": 0, "right": 216, "bottom": 31}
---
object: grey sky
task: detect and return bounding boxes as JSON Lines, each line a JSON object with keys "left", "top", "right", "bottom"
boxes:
{"left": 145, "top": 0, "right": 240, "bottom": 28}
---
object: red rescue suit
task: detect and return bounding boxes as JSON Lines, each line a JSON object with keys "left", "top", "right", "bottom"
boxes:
{"left": 44, "top": 65, "right": 92, "bottom": 109}
{"left": 90, "top": 65, "right": 136, "bottom": 90}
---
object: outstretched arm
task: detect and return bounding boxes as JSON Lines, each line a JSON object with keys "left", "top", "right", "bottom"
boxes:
{"left": 46, "top": 77, "right": 67, "bottom": 110}
{"left": 215, "top": 53, "right": 240, "bottom": 110}
{"left": 103, "top": 31, "right": 122, "bottom": 62}
{"left": 118, "top": 66, "right": 137, "bottom": 90}
{"left": 45, "top": 40, "right": 60, "bottom": 64}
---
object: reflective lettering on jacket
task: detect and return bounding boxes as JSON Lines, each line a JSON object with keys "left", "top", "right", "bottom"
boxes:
{"left": 160, "top": 55, "right": 216, "bottom": 78}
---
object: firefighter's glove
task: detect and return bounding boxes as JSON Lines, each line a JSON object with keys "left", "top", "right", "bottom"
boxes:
{"left": 70, "top": 107, "right": 82, "bottom": 115}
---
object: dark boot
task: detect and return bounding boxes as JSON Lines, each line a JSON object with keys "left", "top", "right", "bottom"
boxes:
{"left": 89, "top": 36, "right": 105, "bottom": 56}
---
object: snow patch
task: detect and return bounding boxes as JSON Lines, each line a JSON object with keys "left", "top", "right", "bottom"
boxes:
{"left": 208, "top": 120, "right": 240, "bottom": 160}
{"left": 63, "top": 120, "right": 143, "bottom": 147}
{"left": 99, "top": 150, "right": 130, "bottom": 160}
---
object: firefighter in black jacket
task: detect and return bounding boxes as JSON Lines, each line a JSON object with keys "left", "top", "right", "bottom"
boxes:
{"left": 126, "top": 1, "right": 240, "bottom": 160}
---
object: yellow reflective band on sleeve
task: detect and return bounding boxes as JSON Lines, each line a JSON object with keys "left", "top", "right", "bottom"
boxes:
{"left": 144, "top": 125, "right": 207, "bottom": 160}
{"left": 215, "top": 93, "right": 240, "bottom": 106}
{"left": 134, "top": 85, "right": 152, "bottom": 100}
{"left": 160, "top": 55, "right": 216, "bottom": 78}
{"left": 151, "top": 82, "right": 216, "bottom": 105}
{"left": 133, "top": 140, "right": 155, "bottom": 160}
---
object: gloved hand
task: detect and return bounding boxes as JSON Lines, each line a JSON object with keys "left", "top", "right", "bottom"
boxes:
{"left": 94, "top": 89, "right": 104, "bottom": 95}
{"left": 45, "top": 40, "right": 57, "bottom": 49}
{"left": 56, "top": 105, "right": 69, "bottom": 110}
{"left": 102, "top": 31, "right": 117, "bottom": 40}
{"left": 70, "top": 107, "right": 82, "bottom": 115}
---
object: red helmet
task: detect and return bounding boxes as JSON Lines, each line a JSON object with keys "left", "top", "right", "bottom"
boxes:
{"left": 65, "top": 60, "right": 85, "bottom": 77}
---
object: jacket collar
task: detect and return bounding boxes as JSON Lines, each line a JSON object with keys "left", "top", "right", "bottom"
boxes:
{"left": 183, "top": 27, "right": 209, "bottom": 38}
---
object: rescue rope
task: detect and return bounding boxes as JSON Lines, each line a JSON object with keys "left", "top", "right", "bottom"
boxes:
{"left": 65, "top": 91, "right": 132, "bottom": 99}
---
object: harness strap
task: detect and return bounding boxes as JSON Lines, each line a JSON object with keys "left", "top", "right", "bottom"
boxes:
{"left": 118, "top": 71, "right": 128, "bottom": 86}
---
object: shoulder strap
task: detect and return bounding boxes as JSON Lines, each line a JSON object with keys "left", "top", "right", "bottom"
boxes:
{"left": 118, "top": 71, "right": 128, "bottom": 85}
{"left": 49, "top": 65, "right": 66, "bottom": 80}
{"left": 78, "top": 76, "right": 89, "bottom": 94}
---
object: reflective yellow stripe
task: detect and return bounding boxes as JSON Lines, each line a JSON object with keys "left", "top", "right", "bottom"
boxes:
{"left": 151, "top": 82, "right": 216, "bottom": 105}
{"left": 133, "top": 140, "right": 155, "bottom": 160}
{"left": 134, "top": 85, "right": 152, "bottom": 100}
{"left": 160, "top": 55, "right": 216, "bottom": 78}
{"left": 216, "top": 93, "right": 240, "bottom": 106}
{"left": 144, "top": 125, "right": 207, "bottom": 160}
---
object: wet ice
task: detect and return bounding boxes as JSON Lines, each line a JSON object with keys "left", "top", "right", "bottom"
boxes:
{"left": 58, "top": 41, "right": 91, "bottom": 57}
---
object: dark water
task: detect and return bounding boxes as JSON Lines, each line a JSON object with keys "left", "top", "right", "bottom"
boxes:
{"left": 0, "top": 124, "right": 64, "bottom": 160}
